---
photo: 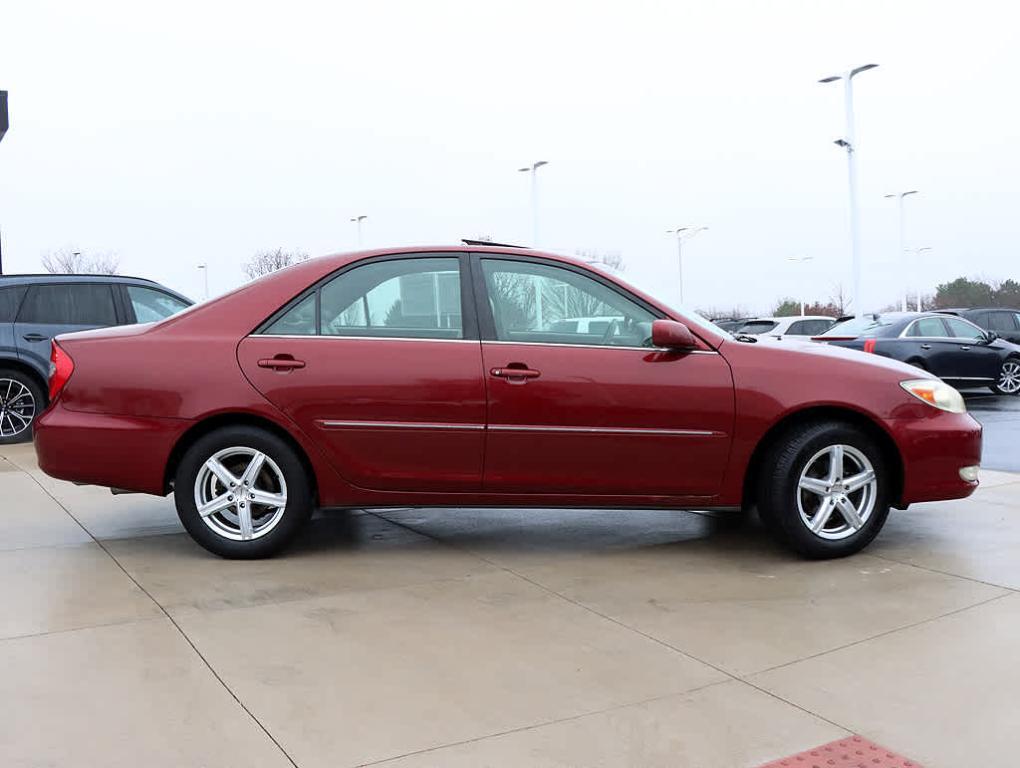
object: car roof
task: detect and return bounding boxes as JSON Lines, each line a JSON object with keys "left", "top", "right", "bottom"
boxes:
{"left": 0, "top": 273, "right": 163, "bottom": 287}
{"left": 937, "top": 307, "right": 1018, "bottom": 313}
{"left": 744, "top": 315, "right": 835, "bottom": 323}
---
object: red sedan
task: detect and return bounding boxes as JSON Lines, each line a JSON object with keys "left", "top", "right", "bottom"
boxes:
{"left": 34, "top": 245, "right": 982, "bottom": 559}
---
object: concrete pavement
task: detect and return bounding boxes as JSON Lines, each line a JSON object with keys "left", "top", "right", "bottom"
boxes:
{"left": 2, "top": 441, "right": 1020, "bottom": 767}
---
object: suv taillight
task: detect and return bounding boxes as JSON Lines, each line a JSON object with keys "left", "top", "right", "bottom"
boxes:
{"left": 48, "top": 341, "right": 75, "bottom": 401}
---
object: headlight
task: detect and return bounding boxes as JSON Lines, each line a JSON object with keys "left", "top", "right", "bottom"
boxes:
{"left": 900, "top": 379, "right": 966, "bottom": 414}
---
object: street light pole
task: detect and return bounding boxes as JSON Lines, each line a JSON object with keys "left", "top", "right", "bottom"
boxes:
{"left": 197, "top": 264, "right": 209, "bottom": 299}
{"left": 786, "top": 256, "right": 816, "bottom": 315}
{"left": 350, "top": 215, "right": 367, "bottom": 247}
{"left": 666, "top": 226, "right": 708, "bottom": 305}
{"left": 518, "top": 161, "right": 549, "bottom": 247}
{"left": 820, "top": 63, "right": 878, "bottom": 318}
{"left": 885, "top": 190, "right": 919, "bottom": 312}
{"left": 911, "top": 246, "right": 932, "bottom": 311}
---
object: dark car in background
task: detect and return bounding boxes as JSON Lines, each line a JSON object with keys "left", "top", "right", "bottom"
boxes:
{"left": 817, "top": 311, "right": 1020, "bottom": 396}
{"left": 937, "top": 308, "right": 1020, "bottom": 345}
{"left": 0, "top": 274, "right": 192, "bottom": 443}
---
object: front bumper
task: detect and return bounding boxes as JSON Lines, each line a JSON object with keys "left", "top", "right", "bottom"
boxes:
{"left": 895, "top": 411, "right": 982, "bottom": 505}
{"left": 34, "top": 401, "right": 187, "bottom": 495}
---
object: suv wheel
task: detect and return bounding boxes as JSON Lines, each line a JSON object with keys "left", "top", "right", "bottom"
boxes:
{"left": 0, "top": 369, "right": 45, "bottom": 445}
{"left": 992, "top": 358, "right": 1020, "bottom": 396}
{"left": 757, "top": 420, "right": 891, "bottom": 558}
{"left": 174, "top": 425, "right": 313, "bottom": 558}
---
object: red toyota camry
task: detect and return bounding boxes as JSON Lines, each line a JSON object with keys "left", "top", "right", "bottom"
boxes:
{"left": 34, "top": 245, "right": 982, "bottom": 559}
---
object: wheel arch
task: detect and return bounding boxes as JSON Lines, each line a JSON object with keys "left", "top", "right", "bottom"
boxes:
{"left": 163, "top": 412, "right": 319, "bottom": 503}
{"left": 741, "top": 405, "right": 905, "bottom": 511}
{"left": 0, "top": 358, "right": 49, "bottom": 404}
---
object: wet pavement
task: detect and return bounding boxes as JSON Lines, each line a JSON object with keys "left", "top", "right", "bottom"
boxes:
{"left": 964, "top": 391, "right": 1020, "bottom": 472}
{"left": 2, "top": 437, "right": 1019, "bottom": 767}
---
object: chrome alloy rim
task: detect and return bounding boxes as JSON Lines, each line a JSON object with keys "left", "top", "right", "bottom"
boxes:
{"left": 194, "top": 447, "right": 288, "bottom": 541}
{"left": 796, "top": 444, "right": 878, "bottom": 541}
{"left": 999, "top": 361, "right": 1020, "bottom": 394}
{"left": 0, "top": 378, "right": 36, "bottom": 439}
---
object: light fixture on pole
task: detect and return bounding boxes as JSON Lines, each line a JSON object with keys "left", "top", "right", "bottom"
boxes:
{"left": 884, "top": 190, "right": 919, "bottom": 312}
{"left": 517, "top": 161, "right": 549, "bottom": 247}
{"left": 197, "top": 263, "right": 209, "bottom": 300}
{"left": 820, "top": 63, "right": 879, "bottom": 318}
{"left": 665, "top": 226, "right": 708, "bottom": 305}
{"left": 910, "top": 246, "right": 932, "bottom": 311}
{"left": 786, "top": 256, "right": 816, "bottom": 316}
{"left": 350, "top": 215, "right": 368, "bottom": 247}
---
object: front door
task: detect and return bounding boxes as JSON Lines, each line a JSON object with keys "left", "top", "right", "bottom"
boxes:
{"left": 239, "top": 254, "right": 486, "bottom": 492}
{"left": 475, "top": 256, "right": 734, "bottom": 497}
{"left": 942, "top": 315, "right": 1003, "bottom": 382}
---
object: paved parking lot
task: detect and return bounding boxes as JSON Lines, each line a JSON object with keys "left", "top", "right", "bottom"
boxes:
{"left": 3, "top": 428, "right": 1020, "bottom": 768}
{"left": 967, "top": 391, "right": 1020, "bottom": 472}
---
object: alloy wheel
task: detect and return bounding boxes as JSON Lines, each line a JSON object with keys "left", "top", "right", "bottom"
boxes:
{"left": 999, "top": 361, "right": 1020, "bottom": 395}
{"left": 193, "top": 446, "right": 289, "bottom": 541}
{"left": 0, "top": 378, "right": 36, "bottom": 440}
{"left": 796, "top": 444, "right": 878, "bottom": 540}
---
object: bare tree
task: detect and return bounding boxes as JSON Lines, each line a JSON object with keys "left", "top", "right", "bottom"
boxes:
{"left": 243, "top": 248, "right": 310, "bottom": 281}
{"left": 829, "top": 283, "right": 852, "bottom": 316}
{"left": 576, "top": 250, "right": 625, "bottom": 273}
{"left": 41, "top": 248, "right": 120, "bottom": 275}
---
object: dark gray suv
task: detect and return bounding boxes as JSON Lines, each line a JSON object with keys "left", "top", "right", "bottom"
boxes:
{"left": 0, "top": 274, "right": 192, "bottom": 444}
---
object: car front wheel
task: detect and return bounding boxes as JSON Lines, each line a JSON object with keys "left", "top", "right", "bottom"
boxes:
{"left": 757, "top": 420, "right": 890, "bottom": 558}
{"left": 174, "top": 425, "right": 313, "bottom": 558}
{"left": 992, "top": 358, "right": 1020, "bottom": 396}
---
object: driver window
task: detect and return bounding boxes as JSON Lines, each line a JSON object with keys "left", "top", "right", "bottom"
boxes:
{"left": 943, "top": 317, "right": 984, "bottom": 341}
{"left": 481, "top": 259, "right": 656, "bottom": 347}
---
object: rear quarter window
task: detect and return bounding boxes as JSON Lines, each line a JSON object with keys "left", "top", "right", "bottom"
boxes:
{"left": 0, "top": 286, "right": 26, "bottom": 322}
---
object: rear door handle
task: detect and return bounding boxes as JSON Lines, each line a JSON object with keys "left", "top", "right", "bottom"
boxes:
{"left": 920, "top": 344, "right": 931, "bottom": 350}
{"left": 959, "top": 346, "right": 971, "bottom": 351}
{"left": 490, "top": 366, "right": 541, "bottom": 382}
{"left": 22, "top": 333, "right": 49, "bottom": 343}
{"left": 257, "top": 357, "right": 306, "bottom": 371}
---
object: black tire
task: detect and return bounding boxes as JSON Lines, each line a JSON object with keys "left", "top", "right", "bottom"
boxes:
{"left": 991, "top": 358, "right": 1020, "bottom": 396}
{"left": 0, "top": 368, "right": 46, "bottom": 445}
{"left": 906, "top": 359, "right": 928, "bottom": 371}
{"left": 757, "top": 420, "right": 891, "bottom": 559}
{"left": 174, "top": 425, "right": 313, "bottom": 558}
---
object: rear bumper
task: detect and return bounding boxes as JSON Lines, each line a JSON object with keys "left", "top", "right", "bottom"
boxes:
{"left": 34, "top": 402, "right": 187, "bottom": 495}
{"left": 896, "top": 411, "right": 982, "bottom": 504}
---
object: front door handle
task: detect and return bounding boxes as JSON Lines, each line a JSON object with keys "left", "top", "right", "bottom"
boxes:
{"left": 257, "top": 356, "right": 306, "bottom": 371}
{"left": 920, "top": 344, "right": 932, "bottom": 350}
{"left": 22, "top": 333, "right": 49, "bottom": 343}
{"left": 959, "top": 346, "right": 971, "bottom": 351}
{"left": 490, "top": 365, "right": 541, "bottom": 383}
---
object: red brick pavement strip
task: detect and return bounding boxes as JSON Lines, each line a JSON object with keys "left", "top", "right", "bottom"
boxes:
{"left": 757, "top": 735, "right": 923, "bottom": 768}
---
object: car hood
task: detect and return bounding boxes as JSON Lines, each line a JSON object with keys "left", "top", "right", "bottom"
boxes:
{"left": 724, "top": 334, "right": 936, "bottom": 380}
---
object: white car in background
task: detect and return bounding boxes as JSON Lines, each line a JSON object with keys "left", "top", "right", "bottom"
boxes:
{"left": 734, "top": 315, "right": 836, "bottom": 337}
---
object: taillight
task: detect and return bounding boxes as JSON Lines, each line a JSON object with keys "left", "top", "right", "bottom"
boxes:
{"left": 48, "top": 341, "right": 75, "bottom": 401}
{"left": 863, "top": 339, "right": 877, "bottom": 354}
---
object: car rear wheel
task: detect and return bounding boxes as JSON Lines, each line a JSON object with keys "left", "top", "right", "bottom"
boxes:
{"left": 174, "top": 426, "right": 313, "bottom": 558}
{"left": 0, "top": 369, "right": 44, "bottom": 445}
{"left": 757, "top": 420, "right": 890, "bottom": 558}
{"left": 992, "top": 359, "right": 1020, "bottom": 396}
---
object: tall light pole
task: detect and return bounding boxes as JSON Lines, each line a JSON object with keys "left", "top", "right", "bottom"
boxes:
{"left": 885, "top": 190, "right": 919, "bottom": 312}
{"left": 350, "top": 215, "right": 367, "bottom": 247}
{"left": 786, "top": 256, "right": 816, "bottom": 315}
{"left": 820, "top": 63, "right": 879, "bottom": 318}
{"left": 518, "top": 161, "right": 549, "bottom": 247}
{"left": 666, "top": 226, "right": 708, "bottom": 305}
{"left": 197, "top": 263, "right": 209, "bottom": 299}
{"left": 911, "top": 246, "right": 932, "bottom": 311}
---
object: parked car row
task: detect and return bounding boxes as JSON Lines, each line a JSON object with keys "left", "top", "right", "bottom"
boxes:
{"left": 0, "top": 274, "right": 191, "bottom": 444}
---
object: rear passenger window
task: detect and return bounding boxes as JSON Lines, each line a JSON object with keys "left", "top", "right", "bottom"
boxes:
{"left": 18, "top": 284, "right": 117, "bottom": 325}
{"left": 988, "top": 312, "right": 1019, "bottom": 333}
{"left": 0, "top": 286, "right": 26, "bottom": 322}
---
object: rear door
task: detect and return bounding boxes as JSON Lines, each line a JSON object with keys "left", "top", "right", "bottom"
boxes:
{"left": 0, "top": 286, "right": 26, "bottom": 363}
{"left": 14, "top": 283, "right": 119, "bottom": 376}
{"left": 238, "top": 254, "right": 487, "bottom": 492}
{"left": 474, "top": 255, "right": 734, "bottom": 497}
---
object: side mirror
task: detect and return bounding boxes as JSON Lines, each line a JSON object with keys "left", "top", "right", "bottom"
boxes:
{"left": 652, "top": 319, "right": 698, "bottom": 349}
{"left": 985, "top": 330, "right": 999, "bottom": 344}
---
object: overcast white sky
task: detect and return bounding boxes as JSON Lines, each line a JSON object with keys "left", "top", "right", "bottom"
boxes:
{"left": 1, "top": 0, "right": 1017, "bottom": 315}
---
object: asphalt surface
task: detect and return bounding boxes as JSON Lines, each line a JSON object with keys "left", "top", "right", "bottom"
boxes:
{"left": 964, "top": 391, "right": 1020, "bottom": 471}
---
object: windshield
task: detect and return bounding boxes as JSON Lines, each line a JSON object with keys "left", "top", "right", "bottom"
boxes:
{"left": 819, "top": 315, "right": 896, "bottom": 338}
